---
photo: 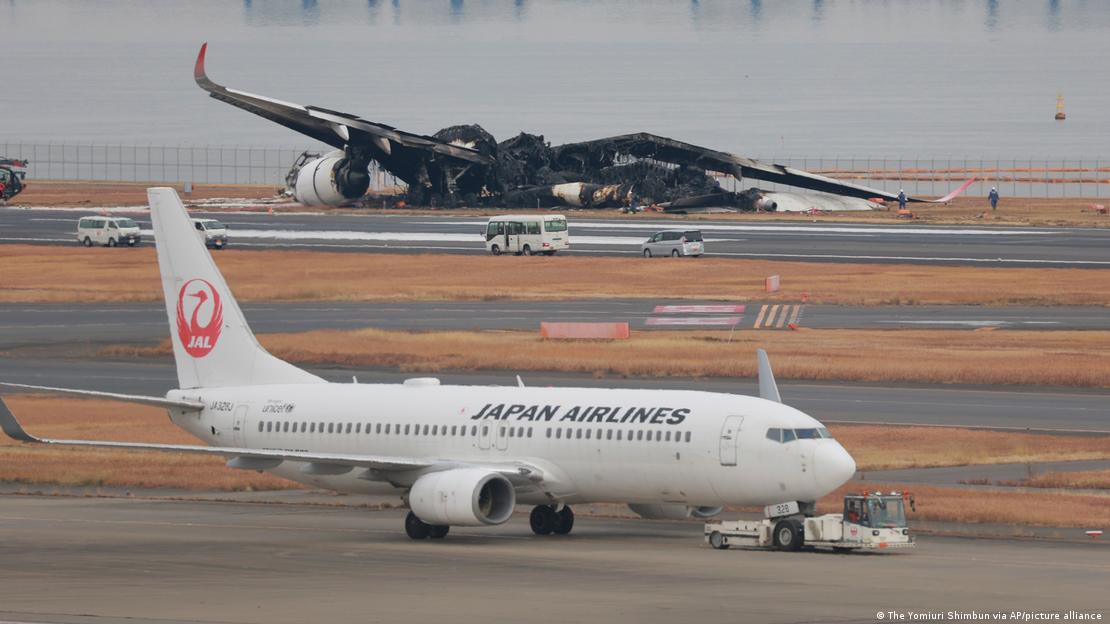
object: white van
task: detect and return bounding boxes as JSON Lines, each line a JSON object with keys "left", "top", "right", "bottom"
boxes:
{"left": 192, "top": 218, "right": 229, "bottom": 249}
{"left": 76, "top": 216, "right": 142, "bottom": 247}
{"left": 483, "top": 215, "right": 569, "bottom": 256}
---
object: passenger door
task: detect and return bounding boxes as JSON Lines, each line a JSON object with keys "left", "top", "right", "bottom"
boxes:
{"left": 232, "top": 405, "right": 248, "bottom": 446}
{"left": 718, "top": 416, "right": 744, "bottom": 466}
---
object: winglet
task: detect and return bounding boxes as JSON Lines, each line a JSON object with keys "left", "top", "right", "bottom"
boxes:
{"left": 0, "top": 398, "right": 39, "bottom": 443}
{"left": 194, "top": 42, "right": 208, "bottom": 81}
{"left": 930, "top": 177, "right": 977, "bottom": 204}
{"left": 756, "top": 349, "right": 782, "bottom": 403}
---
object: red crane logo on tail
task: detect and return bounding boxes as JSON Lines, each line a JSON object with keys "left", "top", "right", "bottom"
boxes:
{"left": 176, "top": 279, "right": 223, "bottom": 357}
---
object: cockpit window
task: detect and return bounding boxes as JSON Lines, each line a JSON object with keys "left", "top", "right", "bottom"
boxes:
{"left": 767, "top": 426, "right": 834, "bottom": 443}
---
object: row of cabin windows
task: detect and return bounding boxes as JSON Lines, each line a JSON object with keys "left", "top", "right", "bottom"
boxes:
{"left": 256, "top": 420, "right": 692, "bottom": 444}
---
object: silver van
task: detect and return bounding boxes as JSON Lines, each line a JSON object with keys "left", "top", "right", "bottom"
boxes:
{"left": 192, "top": 218, "right": 229, "bottom": 249}
{"left": 640, "top": 230, "right": 704, "bottom": 257}
{"left": 76, "top": 216, "right": 142, "bottom": 247}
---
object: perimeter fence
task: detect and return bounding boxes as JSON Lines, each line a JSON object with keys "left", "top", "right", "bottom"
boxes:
{"left": 0, "top": 141, "right": 401, "bottom": 191}
{"left": 3, "top": 141, "right": 1106, "bottom": 198}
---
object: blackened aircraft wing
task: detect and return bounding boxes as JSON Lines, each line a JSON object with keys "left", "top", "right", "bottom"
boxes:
{"left": 193, "top": 43, "right": 492, "bottom": 167}
{"left": 553, "top": 133, "right": 912, "bottom": 203}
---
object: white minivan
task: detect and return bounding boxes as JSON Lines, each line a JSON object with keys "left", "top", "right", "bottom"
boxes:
{"left": 76, "top": 216, "right": 142, "bottom": 247}
{"left": 483, "top": 214, "right": 569, "bottom": 256}
{"left": 192, "top": 218, "right": 229, "bottom": 249}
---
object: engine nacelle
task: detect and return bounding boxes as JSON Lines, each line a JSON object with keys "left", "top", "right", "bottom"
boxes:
{"left": 408, "top": 469, "right": 516, "bottom": 526}
{"left": 628, "top": 504, "right": 723, "bottom": 520}
{"left": 292, "top": 149, "right": 370, "bottom": 206}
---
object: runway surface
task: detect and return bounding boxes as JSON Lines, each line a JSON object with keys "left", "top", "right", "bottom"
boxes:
{"left": 3, "top": 357, "right": 1107, "bottom": 433}
{"left": 0, "top": 301, "right": 1105, "bottom": 349}
{"left": 0, "top": 496, "right": 1105, "bottom": 624}
{"left": 5, "top": 208, "right": 1110, "bottom": 266}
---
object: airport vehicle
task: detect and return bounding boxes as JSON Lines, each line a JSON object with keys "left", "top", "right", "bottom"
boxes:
{"left": 76, "top": 216, "right": 142, "bottom": 247}
{"left": 705, "top": 492, "right": 915, "bottom": 552}
{"left": 192, "top": 218, "right": 228, "bottom": 249}
{"left": 641, "top": 230, "right": 704, "bottom": 258}
{"left": 0, "top": 188, "right": 855, "bottom": 541}
{"left": 484, "top": 215, "right": 569, "bottom": 256}
{"left": 0, "top": 158, "right": 28, "bottom": 202}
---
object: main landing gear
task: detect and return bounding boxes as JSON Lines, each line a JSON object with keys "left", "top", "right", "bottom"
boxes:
{"left": 405, "top": 511, "right": 450, "bottom": 540}
{"left": 529, "top": 505, "right": 574, "bottom": 536}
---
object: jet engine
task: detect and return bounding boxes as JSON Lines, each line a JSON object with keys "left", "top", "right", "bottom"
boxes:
{"left": 291, "top": 149, "right": 371, "bottom": 206}
{"left": 408, "top": 468, "right": 516, "bottom": 526}
{"left": 627, "top": 504, "right": 723, "bottom": 520}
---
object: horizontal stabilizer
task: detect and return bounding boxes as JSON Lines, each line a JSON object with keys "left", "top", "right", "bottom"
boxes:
{"left": 0, "top": 382, "right": 204, "bottom": 411}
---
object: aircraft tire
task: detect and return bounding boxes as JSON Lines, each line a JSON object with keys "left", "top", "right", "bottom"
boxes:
{"left": 773, "top": 518, "right": 803, "bottom": 551}
{"left": 553, "top": 506, "right": 574, "bottom": 535}
{"left": 708, "top": 531, "right": 729, "bottom": 550}
{"left": 405, "top": 511, "right": 432, "bottom": 540}
{"left": 529, "top": 505, "right": 556, "bottom": 535}
{"left": 428, "top": 525, "right": 450, "bottom": 539}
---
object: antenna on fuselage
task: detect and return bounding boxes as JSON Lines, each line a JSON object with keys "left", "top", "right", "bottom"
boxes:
{"left": 756, "top": 349, "right": 782, "bottom": 403}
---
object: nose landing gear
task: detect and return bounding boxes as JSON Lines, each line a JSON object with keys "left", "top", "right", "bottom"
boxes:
{"left": 529, "top": 505, "right": 574, "bottom": 536}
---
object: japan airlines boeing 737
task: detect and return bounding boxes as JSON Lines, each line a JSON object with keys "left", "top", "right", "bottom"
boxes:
{"left": 0, "top": 188, "right": 856, "bottom": 539}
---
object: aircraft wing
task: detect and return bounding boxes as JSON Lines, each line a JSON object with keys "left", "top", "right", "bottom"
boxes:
{"left": 193, "top": 43, "right": 492, "bottom": 166}
{"left": 554, "top": 133, "right": 918, "bottom": 203}
{"left": 0, "top": 397, "right": 542, "bottom": 486}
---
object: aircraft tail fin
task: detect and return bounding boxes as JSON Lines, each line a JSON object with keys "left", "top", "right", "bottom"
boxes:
{"left": 148, "top": 188, "right": 324, "bottom": 389}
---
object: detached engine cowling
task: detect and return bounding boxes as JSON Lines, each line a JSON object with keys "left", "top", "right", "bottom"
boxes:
{"left": 408, "top": 469, "right": 516, "bottom": 526}
{"left": 292, "top": 149, "right": 370, "bottom": 206}
{"left": 628, "top": 504, "right": 723, "bottom": 520}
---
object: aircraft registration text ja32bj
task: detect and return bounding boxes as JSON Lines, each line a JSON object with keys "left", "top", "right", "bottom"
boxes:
{"left": 0, "top": 188, "right": 856, "bottom": 539}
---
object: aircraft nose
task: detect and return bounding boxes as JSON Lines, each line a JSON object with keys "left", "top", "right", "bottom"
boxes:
{"left": 814, "top": 442, "right": 856, "bottom": 495}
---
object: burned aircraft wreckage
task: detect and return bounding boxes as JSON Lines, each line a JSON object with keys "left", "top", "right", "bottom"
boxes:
{"left": 196, "top": 44, "right": 904, "bottom": 211}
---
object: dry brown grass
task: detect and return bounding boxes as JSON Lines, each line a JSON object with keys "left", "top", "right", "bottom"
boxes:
{"left": 817, "top": 482, "right": 1110, "bottom": 527}
{"left": 0, "top": 396, "right": 296, "bottom": 491}
{"left": 13, "top": 180, "right": 277, "bottom": 207}
{"left": 830, "top": 425, "right": 1110, "bottom": 471}
{"left": 17, "top": 181, "right": 1110, "bottom": 227}
{"left": 102, "top": 327, "right": 1110, "bottom": 388}
{"left": 2, "top": 244, "right": 1109, "bottom": 306}
{"left": 1006, "top": 469, "right": 1110, "bottom": 490}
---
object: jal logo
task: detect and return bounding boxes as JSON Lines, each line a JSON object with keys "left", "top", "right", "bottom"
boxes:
{"left": 176, "top": 278, "right": 223, "bottom": 357}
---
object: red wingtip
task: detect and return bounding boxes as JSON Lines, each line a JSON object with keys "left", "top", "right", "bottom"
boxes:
{"left": 194, "top": 42, "right": 208, "bottom": 80}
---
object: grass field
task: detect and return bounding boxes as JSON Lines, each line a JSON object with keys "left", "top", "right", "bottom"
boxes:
{"left": 817, "top": 482, "right": 1110, "bottom": 528}
{"left": 15, "top": 180, "right": 1110, "bottom": 228}
{"left": 1002, "top": 469, "right": 1110, "bottom": 490}
{"left": 3, "top": 244, "right": 1109, "bottom": 306}
{"left": 103, "top": 327, "right": 1110, "bottom": 388}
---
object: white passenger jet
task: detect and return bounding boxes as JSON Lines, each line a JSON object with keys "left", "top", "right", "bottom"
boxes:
{"left": 0, "top": 188, "right": 855, "bottom": 540}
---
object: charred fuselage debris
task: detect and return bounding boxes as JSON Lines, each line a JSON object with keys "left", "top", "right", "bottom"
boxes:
{"left": 196, "top": 44, "right": 905, "bottom": 209}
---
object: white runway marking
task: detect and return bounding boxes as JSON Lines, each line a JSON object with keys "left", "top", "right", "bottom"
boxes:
{"left": 451, "top": 220, "right": 1056, "bottom": 236}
